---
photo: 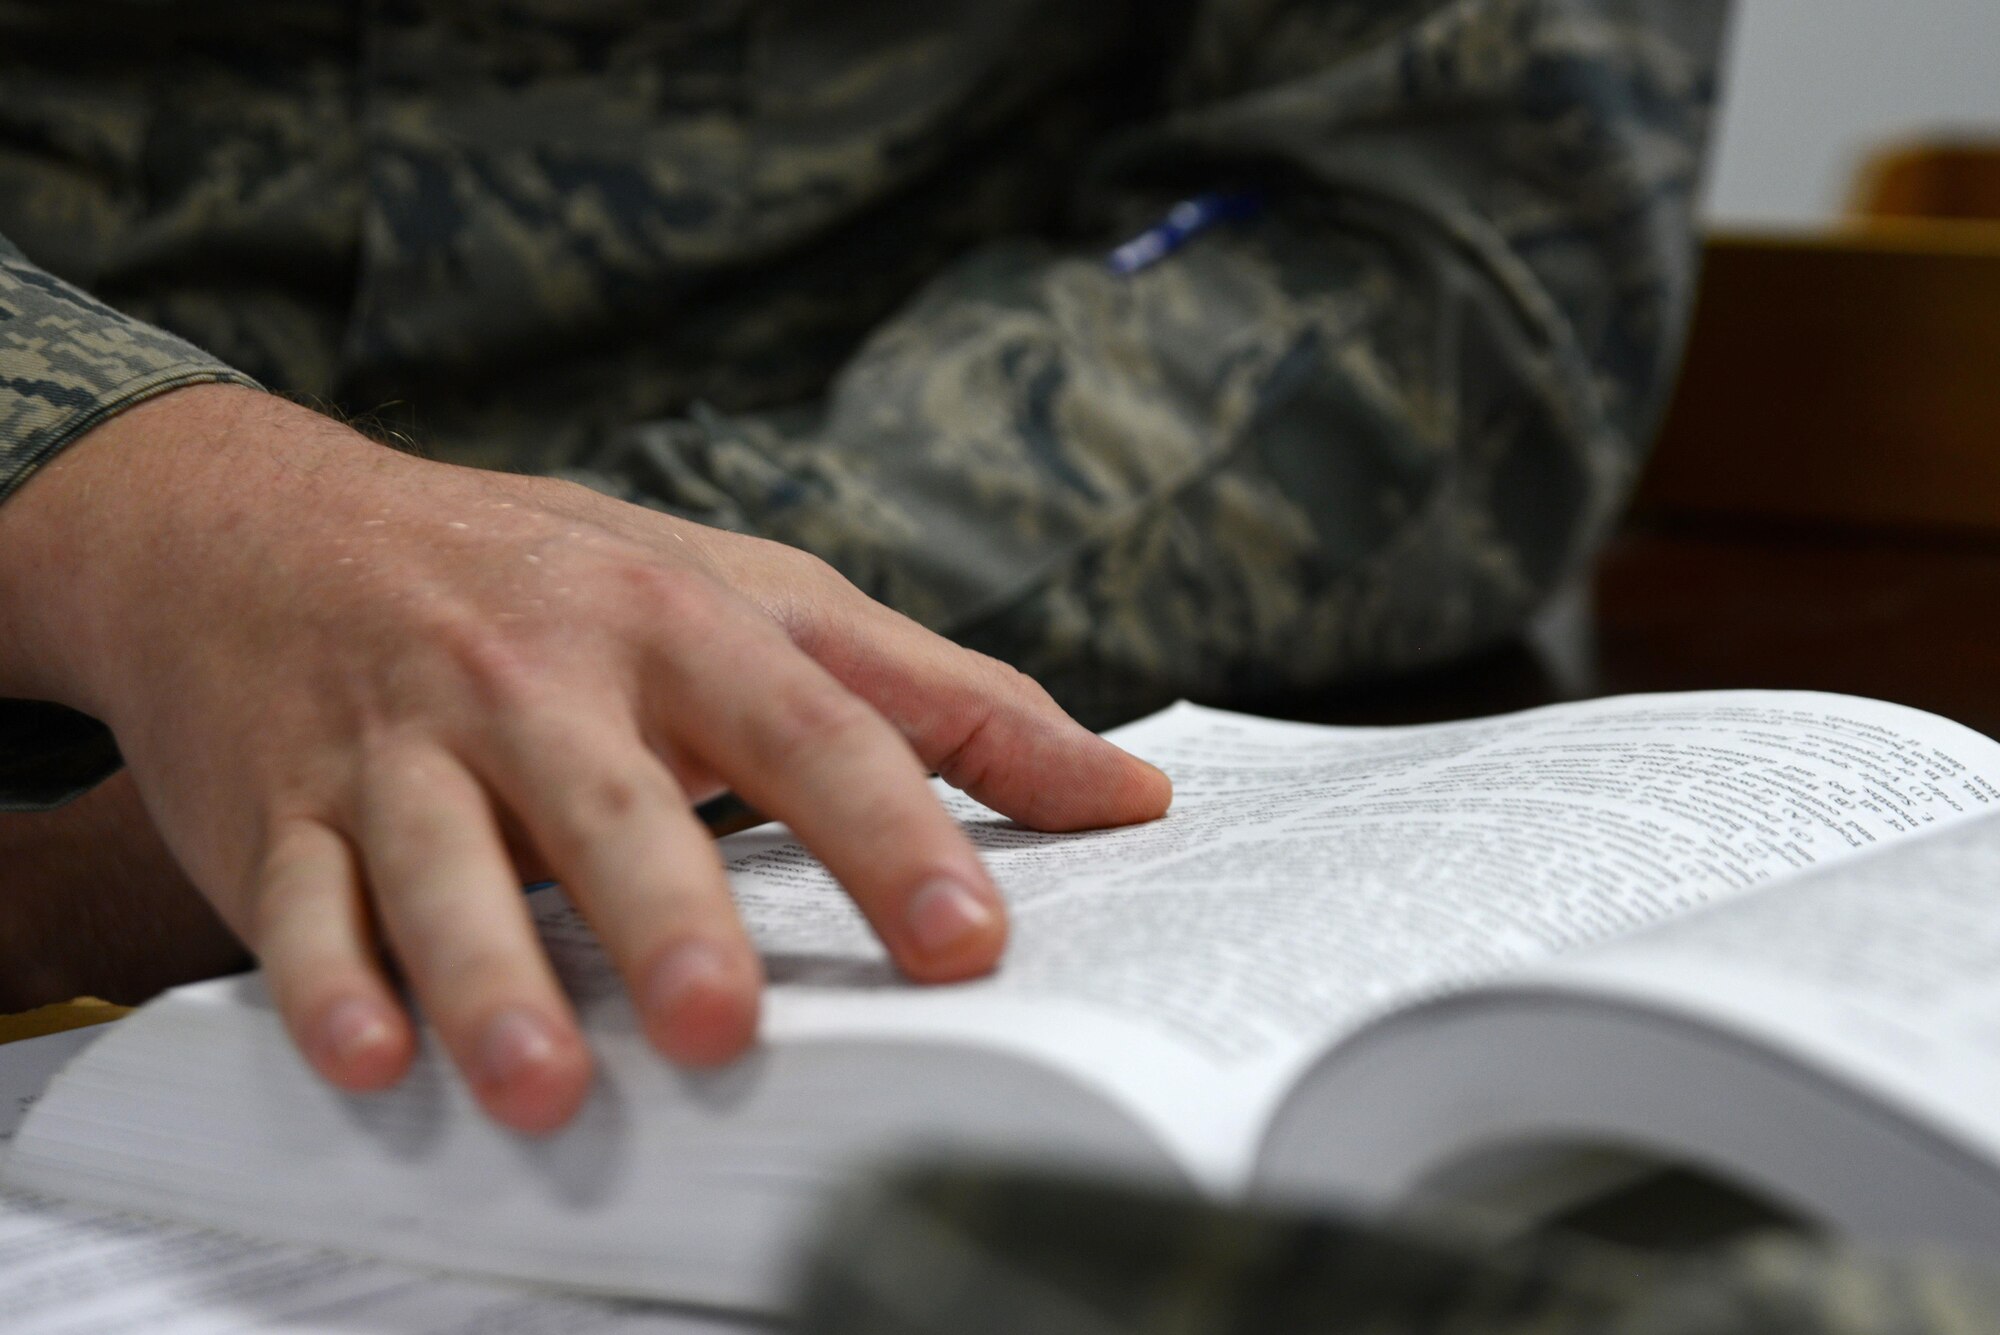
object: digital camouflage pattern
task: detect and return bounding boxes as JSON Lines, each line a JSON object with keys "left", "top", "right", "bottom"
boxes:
{"left": 794, "top": 1165, "right": 2000, "bottom": 1335}
{"left": 0, "top": 0, "right": 1728, "bottom": 806}
{"left": 0, "top": 241, "right": 254, "bottom": 510}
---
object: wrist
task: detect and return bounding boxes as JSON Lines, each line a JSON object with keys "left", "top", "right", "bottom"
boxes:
{"left": 0, "top": 383, "right": 362, "bottom": 712}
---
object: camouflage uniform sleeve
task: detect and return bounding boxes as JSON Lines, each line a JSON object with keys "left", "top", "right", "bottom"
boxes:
{"left": 572, "top": 0, "right": 1729, "bottom": 728}
{"left": 0, "top": 232, "right": 260, "bottom": 811}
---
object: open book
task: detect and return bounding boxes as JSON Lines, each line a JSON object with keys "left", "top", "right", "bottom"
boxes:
{"left": 0, "top": 1031, "right": 733, "bottom": 1332}
{"left": 10, "top": 690, "right": 2000, "bottom": 1313}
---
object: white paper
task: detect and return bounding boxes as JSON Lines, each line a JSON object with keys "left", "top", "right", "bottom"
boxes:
{"left": 644, "top": 691, "right": 2000, "bottom": 1182}
{"left": 0, "top": 1190, "right": 753, "bottom": 1335}
{"left": 0, "top": 1035, "right": 746, "bottom": 1333}
{"left": 1539, "top": 806, "right": 2000, "bottom": 1169}
{"left": 0, "top": 1028, "right": 104, "bottom": 1145}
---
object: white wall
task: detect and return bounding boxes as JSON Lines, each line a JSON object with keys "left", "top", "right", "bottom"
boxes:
{"left": 1705, "top": 0, "right": 2000, "bottom": 227}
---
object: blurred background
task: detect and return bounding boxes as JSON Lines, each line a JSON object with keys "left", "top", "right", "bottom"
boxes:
{"left": 1331, "top": 0, "right": 2000, "bottom": 740}
{"left": 1420, "top": 0, "right": 2000, "bottom": 740}
{"left": 1709, "top": 0, "right": 2000, "bottom": 227}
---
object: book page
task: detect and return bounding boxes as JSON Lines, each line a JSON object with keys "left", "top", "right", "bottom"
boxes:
{"left": 0, "top": 1191, "right": 751, "bottom": 1334}
{"left": 0, "top": 1035, "right": 744, "bottom": 1333}
{"left": 534, "top": 691, "right": 2000, "bottom": 1185}
{"left": 1533, "top": 807, "right": 2000, "bottom": 1169}
{"left": 12, "top": 691, "right": 1994, "bottom": 1306}
{"left": 0, "top": 1028, "right": 101, "bottom": 1145}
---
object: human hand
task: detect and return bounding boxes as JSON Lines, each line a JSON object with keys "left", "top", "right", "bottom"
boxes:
{"left": 0, "top": 385, "right": 1171, "bottom": 1132}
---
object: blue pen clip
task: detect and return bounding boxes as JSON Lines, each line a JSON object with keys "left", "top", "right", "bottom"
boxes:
{"left": 1106, "top": 191, "right": 1265, "bottom": 275}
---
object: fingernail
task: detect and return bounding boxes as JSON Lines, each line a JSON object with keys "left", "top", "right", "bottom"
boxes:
{"left": 317, "top": 997, "right": 395, "bottom": 1070}
{"left": 478, "top": 1008, "right": 561, "bottom": 1089}
{"left": 906, "top": 877, "right": 998, "bottom": 956}
{"left": 643, "top": 940, "right": 737, "bottom": 1022}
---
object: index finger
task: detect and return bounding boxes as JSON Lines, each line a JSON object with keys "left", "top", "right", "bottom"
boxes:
{"left": 652, "top": 618, "right": 1008, "bottom": 985}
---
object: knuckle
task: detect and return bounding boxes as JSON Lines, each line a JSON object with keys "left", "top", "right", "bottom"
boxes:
{"left": 418, "top": 943, "right": 522, "bottom": 1009}
{"left": 757, "top": 683, "right": 878, "bottom": 767}
{"left": 435, "top": 622, "right": 545, "bottom": 711}
{"left": 783, "top": 547, "right": 844, "bottom": 588}
{"left": 535, "top": 764, "right": 668, "bottom": 862}
{"left": 956, "top": 653, "right": 1057, "bottom": 725}
{"left": 620, "top": 559, "right": 724, "bottom": 631}
{"left": 586, "top": 770, "right": 644, "bottom": 821}
{"left": 757, "top": 552, "right": 855, "bottom": 649}
{"left": 245, "top": 883, "right": 295, "bottom": 956}
{"left": 245, "top": 818, "right": 334, "bottom": 947}
{"left": 552, "top": 767, "right": 660, "bottom": 851}
{"left": 984, "top": 654, "right": 1050, "bottom": 705}
{"left": 380, "top": 900, "right": 517, "bottom": 997}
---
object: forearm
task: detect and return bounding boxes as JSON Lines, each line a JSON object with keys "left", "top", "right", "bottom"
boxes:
{"left": 0, "top": 238, "right": 260, "bottom": 805}
{"left": 0, "top": 383, "right": 296, "bottom": 707}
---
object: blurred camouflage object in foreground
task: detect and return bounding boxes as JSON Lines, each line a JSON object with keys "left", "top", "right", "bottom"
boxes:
{"left": 795, "top": 1165, "right": 2000, "bottom": 1335}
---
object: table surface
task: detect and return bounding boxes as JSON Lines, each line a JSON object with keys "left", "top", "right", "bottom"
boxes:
{"left": 0, "top": 1000, "right": 125, "bottom": 1046}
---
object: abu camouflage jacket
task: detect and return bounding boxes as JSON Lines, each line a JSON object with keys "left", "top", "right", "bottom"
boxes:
{"left": 0, "top": 0, "right": 1728, "bottom": 806}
